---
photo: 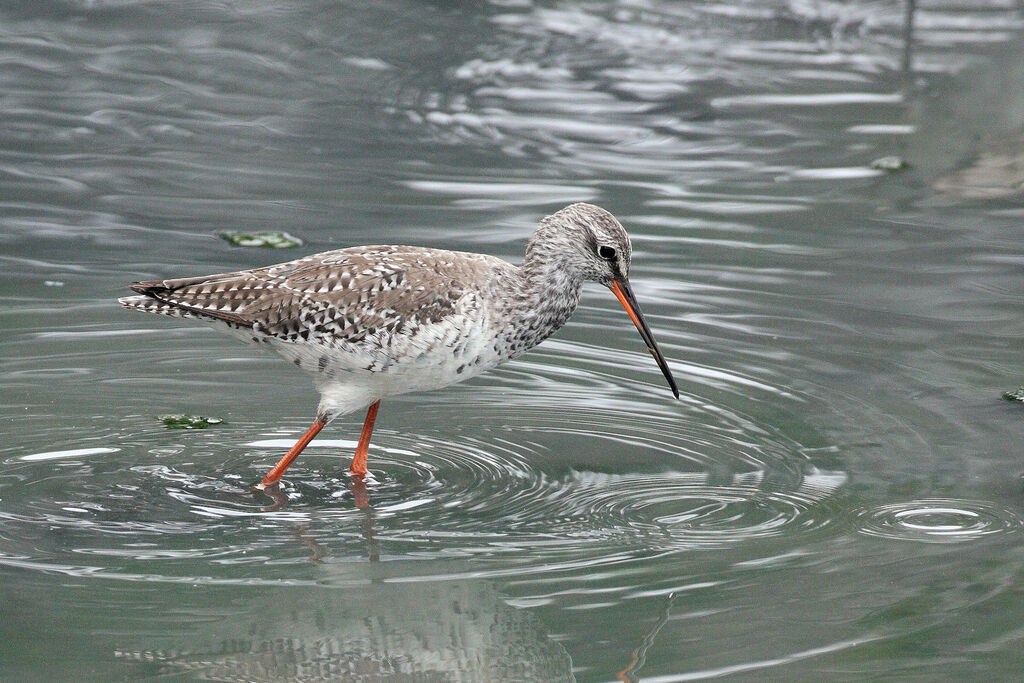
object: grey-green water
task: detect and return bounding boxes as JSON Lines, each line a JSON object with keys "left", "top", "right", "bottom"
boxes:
{"left": 3, "top": 1, "right": 1024, "bottom": 680}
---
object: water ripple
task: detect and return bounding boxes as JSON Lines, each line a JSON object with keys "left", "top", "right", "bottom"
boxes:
{"left": 0, "top": 383, "right": 844, "bottom": 582}
{"left": 855, "top": 499, "right": 1023, "bottom": 544}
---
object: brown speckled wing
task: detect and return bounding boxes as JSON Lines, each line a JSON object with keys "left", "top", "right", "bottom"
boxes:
{"left": 129, "top": 246, "right": 475, "bottom": 346}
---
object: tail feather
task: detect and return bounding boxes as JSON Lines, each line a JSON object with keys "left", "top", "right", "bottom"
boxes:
{"left": 119, "top": 277, "right": 209, "bottom": 318}
{"left": 118, "top": 292, "right": 195, "bottom": 318}
{"left": 119, "top": 276, "right": 256, "bottom": 329}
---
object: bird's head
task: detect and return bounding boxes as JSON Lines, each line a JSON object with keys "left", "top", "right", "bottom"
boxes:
{"left": 531, "top": 203, "right": 679, "bottom": 399}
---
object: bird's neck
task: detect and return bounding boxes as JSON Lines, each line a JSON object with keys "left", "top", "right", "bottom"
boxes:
{"left": 496, "top": 244, "right": 584, "bottom": 361}
{"left": 520, "top": 247, "right": 583, "bottom": 306}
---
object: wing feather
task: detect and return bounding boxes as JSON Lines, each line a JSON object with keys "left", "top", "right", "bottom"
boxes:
{"left": 124, "top": 246, "right": 499, "bottom": 348}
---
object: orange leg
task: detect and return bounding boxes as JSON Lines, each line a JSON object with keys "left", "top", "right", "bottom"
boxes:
{"left": 349, "top": 400, "right": 381, "bottom": 477}
{"left": 259, "top": 416, "right": 328, "bottom": 488}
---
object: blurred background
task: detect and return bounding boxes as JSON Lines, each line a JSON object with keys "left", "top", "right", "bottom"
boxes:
{"left": 3, "top": 1, "right": 1024, "bottom": 680}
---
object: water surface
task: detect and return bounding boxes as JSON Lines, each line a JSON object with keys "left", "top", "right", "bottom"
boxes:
{"left": 3, "top": 1, "right": 1024, "bottom": 680}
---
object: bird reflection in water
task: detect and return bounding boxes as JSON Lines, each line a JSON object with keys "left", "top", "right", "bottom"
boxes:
{"left": 115, "top": 499, "right": 573, "bottom": 681}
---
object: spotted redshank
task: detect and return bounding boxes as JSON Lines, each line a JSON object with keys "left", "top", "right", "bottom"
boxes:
{"left": 119, "top": 203, "right": 678, "bottom": 489}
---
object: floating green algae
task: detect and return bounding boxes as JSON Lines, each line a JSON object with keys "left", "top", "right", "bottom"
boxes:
{"left": 158, "top": 414, "right": 224, "bottom": 429}
{"left": 870, "top": 156, "right": 910, "bottom": 172}
{"left": 218, "top": 231, "right": 303, "bottom": 248}
{"left": 1002, "top": 388, "right": 1024, "bottom": 403}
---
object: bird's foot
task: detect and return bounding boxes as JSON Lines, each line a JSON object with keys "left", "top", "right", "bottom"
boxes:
{"left": 346, "top": 472, "right": 371, "bottom": 509}
{"left": 251, "top": 481, "right": 289, "bottom": 511}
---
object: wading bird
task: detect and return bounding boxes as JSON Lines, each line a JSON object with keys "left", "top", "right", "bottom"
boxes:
{"left": 120, "top": 203, "right": 678, "bottom": 490}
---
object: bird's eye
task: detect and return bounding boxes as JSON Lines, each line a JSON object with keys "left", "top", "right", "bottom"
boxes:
{"left": 598, "top": 245, "right": 616, "bottom": 261}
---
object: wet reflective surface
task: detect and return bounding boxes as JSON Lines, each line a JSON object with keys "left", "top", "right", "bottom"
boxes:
{"left": 3, "top": 1, "right": 1024, "bottom": 680}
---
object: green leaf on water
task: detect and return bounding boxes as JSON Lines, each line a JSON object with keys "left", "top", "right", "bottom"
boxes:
{"left": 1002, "top": 388, "right": 1024, "bottom": 403}
{"left": 870, "top": 156, "right": 910, "bottom": 172}
{"left": 218, "top": 231, "right": 303, "bottom": 248}
{"left": 158, "top": 414, "right": 225, "bottom": 429}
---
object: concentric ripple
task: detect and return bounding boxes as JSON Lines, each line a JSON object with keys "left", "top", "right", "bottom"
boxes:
{"left": 855, "top": 500, "right": 1023, "bottom": 544}
{"left": 1, "top": 386, "right": 848, "bottom": 583}
{"left": 170, "top": 398, "right": 838, "bottom": 573}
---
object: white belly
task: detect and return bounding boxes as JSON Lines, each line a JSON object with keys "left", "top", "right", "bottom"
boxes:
{"left": 252, "top": 306, "right": 507, "bottom": 419}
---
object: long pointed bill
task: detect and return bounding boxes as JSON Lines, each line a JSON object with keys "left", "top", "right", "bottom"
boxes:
{"left": 610, "top": 279, "right": 680, "bottom": 398}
